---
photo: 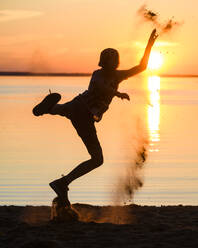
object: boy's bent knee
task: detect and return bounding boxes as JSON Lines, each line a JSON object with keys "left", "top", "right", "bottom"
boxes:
{"left": 97, "top": 154, "right": 104, "bottom": 167}
{"left": 92, "top": 152, "right": 104, "bottom": 168}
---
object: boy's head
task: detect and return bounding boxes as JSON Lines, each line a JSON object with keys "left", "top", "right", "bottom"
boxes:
{"left": 98, "top": 48, "right": 119, "bottom": 70}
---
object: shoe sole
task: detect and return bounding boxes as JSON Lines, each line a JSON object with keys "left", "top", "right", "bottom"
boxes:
{"left": 32, "top": 93, "right": 61, "bottom": 116}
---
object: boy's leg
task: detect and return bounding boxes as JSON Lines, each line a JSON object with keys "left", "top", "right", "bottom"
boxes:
{"left": 49, "top": 103, "right": 70, "bottom": 117}
{"left": 49, "top": 115, "right": 103, "bottom": 205}
{"left": 50, "top": 104, "right": 66, "bottom": 116}
{"left": 62, "top": 120, "right": 103, "bottom": 185}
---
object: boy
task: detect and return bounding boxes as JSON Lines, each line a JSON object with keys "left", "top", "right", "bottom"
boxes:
{"left": 33, "top": 29, "right": 158, "bottom": 206}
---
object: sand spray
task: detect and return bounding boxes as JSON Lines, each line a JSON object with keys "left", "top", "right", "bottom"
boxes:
{"left": 137, "top": 4, "right": 183, "bottom": 35}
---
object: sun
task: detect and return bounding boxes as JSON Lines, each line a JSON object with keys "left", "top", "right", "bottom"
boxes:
{"left": 148, "top": 51, "right": 163, "bottom": 70}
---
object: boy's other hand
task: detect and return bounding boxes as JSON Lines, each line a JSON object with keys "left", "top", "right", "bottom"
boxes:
{"left": 118, "top": 92, "right": 130, "bottom": 101}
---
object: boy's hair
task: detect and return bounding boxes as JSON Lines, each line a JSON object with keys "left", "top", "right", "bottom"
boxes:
{"left": 98, "top": 48, "right": 119, "bottom": 70}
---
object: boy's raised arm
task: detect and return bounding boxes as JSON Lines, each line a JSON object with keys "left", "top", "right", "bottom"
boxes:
{"left": 139, "top": 29, "right": 158, "bottom": 70}
{"left": 120, "top": 29, "right": 158, "bottom": 79}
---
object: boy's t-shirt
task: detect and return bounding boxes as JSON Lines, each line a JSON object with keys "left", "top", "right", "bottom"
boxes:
{"left": 76, "top": 69, "right": 131, "bottom": 121}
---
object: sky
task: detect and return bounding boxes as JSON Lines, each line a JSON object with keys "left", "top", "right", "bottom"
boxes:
{"left": 0, "top": 0, "right": 198, "bottom": 74}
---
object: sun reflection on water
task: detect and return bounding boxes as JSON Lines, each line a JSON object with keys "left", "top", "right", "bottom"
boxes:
{"left": 147, "top": 76, "right": 160, "bottom": 152}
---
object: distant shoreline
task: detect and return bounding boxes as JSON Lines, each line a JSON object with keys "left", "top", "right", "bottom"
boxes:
{"left": 160, "top": 74, "right": 198, "bottom": 78}
{"left": 0, "top": 71, "right": 198, "bottom": 78}
{"left": 0, "top": 71, "right": 91, "bottom": 77}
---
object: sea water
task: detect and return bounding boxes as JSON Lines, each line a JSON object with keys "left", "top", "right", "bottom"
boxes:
{"left": 0, "top": 75, "right": 198, "bottom": 206}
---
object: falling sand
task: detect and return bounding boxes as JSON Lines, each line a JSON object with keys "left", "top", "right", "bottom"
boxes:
{"left": 111, "top": 116, "right": 149, "bottom": 221}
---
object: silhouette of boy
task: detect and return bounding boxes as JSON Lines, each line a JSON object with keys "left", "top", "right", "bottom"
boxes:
{"left": 33, "top": 29, "right": 158, "bottom": 206}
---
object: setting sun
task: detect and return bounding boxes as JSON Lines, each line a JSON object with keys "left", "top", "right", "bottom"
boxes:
{"left": 148, "top": 51, "right": 163, "bottom": 70}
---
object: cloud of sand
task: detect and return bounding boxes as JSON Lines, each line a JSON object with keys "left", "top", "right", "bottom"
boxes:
{"left": 137, "top": 4, "right": 183, "bottom": 35}
{"left": 137, "top": 5, "right": 159, "bottom": 24}
{"left": 113, "top": 118, "right": 149, "bottom": 206}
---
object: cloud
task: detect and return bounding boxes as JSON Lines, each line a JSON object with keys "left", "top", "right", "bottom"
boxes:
{"left": 115, "top": 40, "right": 179, "bottom": 52}
{"left": 0, "top": 9, "right": 43, "bottom": 22}
{"left": 54, "top": 48, "right": 69, "bottom": 55}
{"left": 154, "top": 41, "right": 180, "bottom": 47}
{"left": 134, "top": 41, "right": 179, "bottom": 48}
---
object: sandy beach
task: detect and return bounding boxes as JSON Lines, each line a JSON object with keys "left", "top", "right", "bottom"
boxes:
{"left": 0, "top": 204, "right": 198, "bottom": 248}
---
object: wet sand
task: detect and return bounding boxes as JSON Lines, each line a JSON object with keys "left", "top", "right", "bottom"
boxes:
{"left": 0, "top": 204, "right": 198, "bottom": 248}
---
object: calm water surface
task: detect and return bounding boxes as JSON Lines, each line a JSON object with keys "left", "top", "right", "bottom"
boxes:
{"left": 1, "top": 75, "right": 198, "bottom": 206}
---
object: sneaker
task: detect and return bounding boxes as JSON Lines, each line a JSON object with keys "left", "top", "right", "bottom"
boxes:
{"left": 32, "top": 92, "right": 61, "bottom": 116}
{"left": 49, "top": 178, "right": 70, "bottom": 207}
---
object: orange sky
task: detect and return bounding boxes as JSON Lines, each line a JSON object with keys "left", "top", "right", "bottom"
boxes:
{"left": 0, "top": 0, "right": 198, "bottom": 74}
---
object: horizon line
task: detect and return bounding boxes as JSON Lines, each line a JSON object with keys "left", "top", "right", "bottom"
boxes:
{"left": 0, "top": 71, "right": 198, "bottom": 78}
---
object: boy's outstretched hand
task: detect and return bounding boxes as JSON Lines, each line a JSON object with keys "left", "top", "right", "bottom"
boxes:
{"left": 148, "top": 29, "right": 158, "bottom": 47}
